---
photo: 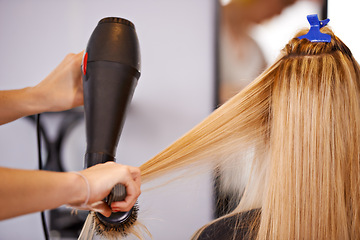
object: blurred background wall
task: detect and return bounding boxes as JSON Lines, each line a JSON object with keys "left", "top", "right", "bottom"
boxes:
{"left": 328, "top": 0, "right": 360, "bottom": 61}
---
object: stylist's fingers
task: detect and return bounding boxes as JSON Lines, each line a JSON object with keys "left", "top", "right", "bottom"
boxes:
{"left": 113, "top": 184, "right": 140, "bottom": 212}
{"left": 111, "top": 166, "right": 141, "bottom": 212}
{"left": 111, "top": 183, "right": 139, "bottom": 212}
{"left": 68, "top": 201, "right": 112, "bottom": 217}
{"left": 129, "top": 166, "right": 142, "bottom": 185}
{"left": 126, "top": 166, "right": 141, "bottom": 192}
{"left": 89, "top": 201, "right": 112, "bottom": 217}
{"left": 65, "top": 50, "right": 84, "bottom": 63}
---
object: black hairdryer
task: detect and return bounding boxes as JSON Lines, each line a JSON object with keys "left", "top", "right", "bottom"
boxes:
{"left": 82, "top": 17, "right": 140, "bottom": 226}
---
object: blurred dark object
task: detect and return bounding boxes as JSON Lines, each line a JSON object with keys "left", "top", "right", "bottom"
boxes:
{"left": 27, "top": 108, "right": 85, "bottom": 239}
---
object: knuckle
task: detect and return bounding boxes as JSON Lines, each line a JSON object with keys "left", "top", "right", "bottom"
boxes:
{"left": 123, "top": 205, "right": 132, "bottom": 212}
{"left": 121, "top": 167, "right": 131, "bottom": 176}
{"left": 65, "top": 53, "right": 75, "bottom": 60}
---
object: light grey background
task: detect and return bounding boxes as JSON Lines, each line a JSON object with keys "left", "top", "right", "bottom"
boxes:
{"left": 0, "top": 1, "right": 216, "bottom": 239}
{"left": 328, "top": 0, "right": 360, "bottom": 60}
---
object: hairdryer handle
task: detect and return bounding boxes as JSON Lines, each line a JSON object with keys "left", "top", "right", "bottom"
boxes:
{"left": 107, "top": 184, "right": 127, "bottom": 206}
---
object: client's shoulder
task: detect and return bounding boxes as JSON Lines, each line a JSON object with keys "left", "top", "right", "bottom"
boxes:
{"left": 196, "top": 208, "right": 261, "bottom": 240}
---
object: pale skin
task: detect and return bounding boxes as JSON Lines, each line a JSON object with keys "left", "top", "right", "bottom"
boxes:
{"left": 0, "top": 52, "right": 141, "bottom": 220}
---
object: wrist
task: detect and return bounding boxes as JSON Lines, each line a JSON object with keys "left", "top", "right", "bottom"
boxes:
{"left": 65, "top": 172, "right": 88, "bottom": 206}
{"left": 28, "top": 85, "right": 51, "bottom": 113}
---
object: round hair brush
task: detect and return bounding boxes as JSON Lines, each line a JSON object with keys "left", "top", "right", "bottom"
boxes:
{"left": 80, "top": 17, "right": 141, "bottom": 238}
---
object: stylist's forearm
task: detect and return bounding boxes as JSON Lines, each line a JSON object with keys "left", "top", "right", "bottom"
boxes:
{"left": 0, "top": 88, "right": 46, "bottom": 125}
{"left": 0, "top": 167, "right": 85, "bottom": 220}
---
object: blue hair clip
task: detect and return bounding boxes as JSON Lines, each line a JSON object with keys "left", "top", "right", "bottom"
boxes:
{"left": 298, "top": 14, "right": 331, "bottom": 42}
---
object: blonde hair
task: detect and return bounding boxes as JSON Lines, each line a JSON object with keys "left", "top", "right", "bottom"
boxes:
{"left": 80, "top": 27, "right": 360, "bottom": 239}
{"left": 139, "top": 26, "right": 360, "bottom": 239}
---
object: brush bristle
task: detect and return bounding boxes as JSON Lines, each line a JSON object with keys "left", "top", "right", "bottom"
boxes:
{"left": 78, "top": 203, "right": 151, "bottom": 240}
{"left": 93, "top": 203, "right": 139, "bottom": 238}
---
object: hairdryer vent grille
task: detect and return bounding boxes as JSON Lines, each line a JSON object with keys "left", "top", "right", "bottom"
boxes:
{"left": 98, "top": 17, "right": 135, "bottom": 29}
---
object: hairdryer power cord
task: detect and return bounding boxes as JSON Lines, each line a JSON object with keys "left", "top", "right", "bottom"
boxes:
{"left": 36, "top": 114, "right": 50, "bottom": 240}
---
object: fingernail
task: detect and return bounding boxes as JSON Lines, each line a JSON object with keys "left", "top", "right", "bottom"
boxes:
{"left": 103, "top": 212, "right": 111, "bottom": 217}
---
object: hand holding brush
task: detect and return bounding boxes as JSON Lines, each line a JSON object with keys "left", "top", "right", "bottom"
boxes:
{"left": 0, "top": 162, "right": 140, "bottom": 220}
{"left": 68, "top": 162, "right": 141, "bottom": 217}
